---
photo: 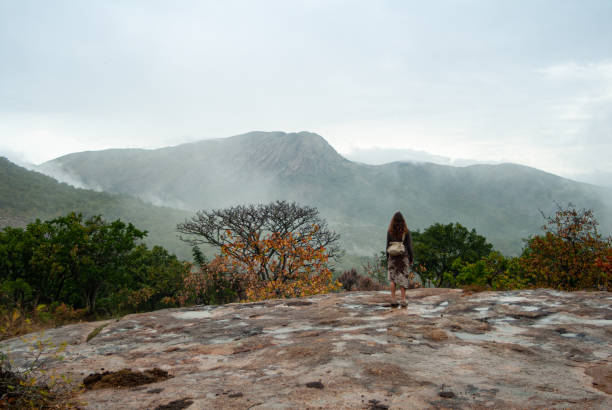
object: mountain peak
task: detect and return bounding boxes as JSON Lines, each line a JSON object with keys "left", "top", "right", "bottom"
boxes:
{"left": 228, "top": 130, "right": 338, "bottom": 151}
{"left": 218, "top": 131, "right": 348, "bottom": 175}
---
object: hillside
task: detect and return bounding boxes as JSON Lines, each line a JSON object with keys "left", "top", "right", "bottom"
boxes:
{"left": 3, "top": 289, "right": 611, "bottom": 408}
{"left": 40, "top": 131, "right": 612, "bottom": 255}
{"left": 0, "top": 157, "right": 192, "bottom": 260}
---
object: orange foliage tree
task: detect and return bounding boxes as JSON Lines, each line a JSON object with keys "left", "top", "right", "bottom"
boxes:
{"left": 177, "top": 202, "right": 342, "bottom": 302}
{"left": 520, "top": 204, "right": 611, "bottom": 290}
{"left": 220, "top": 226, "right": 340, "bottom": 301}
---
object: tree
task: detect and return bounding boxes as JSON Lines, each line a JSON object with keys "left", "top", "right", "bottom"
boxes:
{"left": 452, "top": 252, "right": 527, "bottom": 290}
{"left": 412, "top": 222, "right": 493, "bottom": 287}
{"left": 177, "top": 202, "right": 341, "bottom": 301}
{"left": 49, "top": 214, "right": 146, "bottom": 312}
{"left": 0, "top": 213, "right": 146, "bottom": 313}
{"left": 177, "top": 201, "right": 341, "bottom": 271}
{"left": 520, "top": 203, "right": 611, "bottom": 290}
{"left": 113, "top": 245, "right": 190, "bottom": 313}
{"left": 0, "top": 227, "right": 36, "bottom": 309}
{"left": 222, "top": 227, "right": 340, "bottom": 300}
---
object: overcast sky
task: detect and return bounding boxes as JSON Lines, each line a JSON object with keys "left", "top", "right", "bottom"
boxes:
{"left": 1, "top": 0, "right": 611, "bottom": 183}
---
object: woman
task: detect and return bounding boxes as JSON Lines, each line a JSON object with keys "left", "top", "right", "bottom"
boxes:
{"left": 386, "top": 211, "right": 415, "bottom": 307}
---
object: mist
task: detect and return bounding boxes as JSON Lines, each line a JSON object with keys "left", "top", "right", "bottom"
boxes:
{"left": 1, "top": 0, "right": 611, "bottom": 260}
{"left": 343, "top": 147, "right": 497, "bottom": 167}
{"left": 25, "top": 131, "right": 610, "bottom": 259}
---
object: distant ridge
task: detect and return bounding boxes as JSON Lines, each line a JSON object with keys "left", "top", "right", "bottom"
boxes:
{"left": 344, "top": 146, "right": 493, "bottom": 167}
{"left": 39, "top": 131, "right": 612, "bottom": 256}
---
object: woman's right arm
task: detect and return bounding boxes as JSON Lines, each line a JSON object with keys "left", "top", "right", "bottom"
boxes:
{"left": 405, "top": 230, "right": 414, "bottom": 264}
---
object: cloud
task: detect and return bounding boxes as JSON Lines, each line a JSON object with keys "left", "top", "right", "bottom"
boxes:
{"left": 532, "top": 61, "right": 612, "bottom": 173}
{"left": 536, "top": 61, "right": 612, "bottom": 123}
{"left": 0, "top": 1, "right": 611, "bottom": 183}
{"left": 537, "top": 61, "right": 612, "bottom": 81}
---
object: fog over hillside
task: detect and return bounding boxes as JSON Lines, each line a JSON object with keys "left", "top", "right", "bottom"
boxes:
{"left": 0, "top": 157, "right": 193, "bottom": 260}
{"left": 343, "top": 147, "right": 496, "bottom": 167}
{"left": 37, "top": 131, "right": 612, "bottom": 257}
{"left": 343, "top": 147, "right": 612, "bottom": 187}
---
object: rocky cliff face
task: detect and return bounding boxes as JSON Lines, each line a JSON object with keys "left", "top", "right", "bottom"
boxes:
{"left": 4, "top": 289, "right": 612, "bottom": 409}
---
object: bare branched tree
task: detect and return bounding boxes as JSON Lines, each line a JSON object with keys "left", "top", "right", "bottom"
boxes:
{"left": 177, "top": 201, "right": 342, "bottom": 267}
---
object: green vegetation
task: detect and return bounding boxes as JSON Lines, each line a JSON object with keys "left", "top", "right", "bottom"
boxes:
{"left": 412, "top": 223, "right": 493, "bottom": 287}
{"left": 0, "top": 213, "right": 189, "bottom": 340}
{"left": 409, "top": 205, "right": 611, "bottom": 291}
{"left": 0, "top": 202, "right": 342, "bottom": 340}
{"left": 86, "top": 323, "right": 109, "bottom": 343}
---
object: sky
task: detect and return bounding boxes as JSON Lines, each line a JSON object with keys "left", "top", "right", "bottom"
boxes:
{"left": 1, "top": 0, "right": 611, "bottom": 184}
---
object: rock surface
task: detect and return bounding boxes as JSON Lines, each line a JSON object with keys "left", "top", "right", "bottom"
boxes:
{"left": 3, "top": 289, "right": 612, "bottom": 409}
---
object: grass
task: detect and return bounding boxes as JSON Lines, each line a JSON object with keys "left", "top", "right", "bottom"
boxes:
{"left": 86, "top": 323, "right": 109, "bottom": 342}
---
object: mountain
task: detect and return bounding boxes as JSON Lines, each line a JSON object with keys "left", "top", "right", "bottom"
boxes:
{"left": 40, "top": 131, "right": 612, "bottom": 256}
{"left": 0, "top": 157, "right": 192, "bottom": 260}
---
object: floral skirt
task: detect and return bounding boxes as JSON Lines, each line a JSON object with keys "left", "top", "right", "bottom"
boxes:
{"left": 387, "top": 255, "right": 416, "bottom": 289}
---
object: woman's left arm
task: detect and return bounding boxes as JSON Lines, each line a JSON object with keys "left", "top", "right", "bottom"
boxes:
{"left": 386, "top": 231, "right": 390, "bottom": 260}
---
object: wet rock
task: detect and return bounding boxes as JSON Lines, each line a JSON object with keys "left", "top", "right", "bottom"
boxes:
{"left": 3, "top": 289, "right": 611, "bottom": 408}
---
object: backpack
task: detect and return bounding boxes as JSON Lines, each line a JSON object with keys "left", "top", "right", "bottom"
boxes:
{"left": 387, "top": 233, "right": 406, "bottom": 256}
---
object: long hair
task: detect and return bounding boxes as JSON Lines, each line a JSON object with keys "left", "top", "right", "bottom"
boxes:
{"left": 388, "top": 211, "right": 408, "bottom": 241}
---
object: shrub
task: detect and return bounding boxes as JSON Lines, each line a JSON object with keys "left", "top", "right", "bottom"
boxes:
{"left": 520, "top": 204, "right": 611, "bottom": 291}
{"left": 177, "top": 256, "right": 240, "bottom": 306}
{"left": 338, "top": 269, "right": 359, "bottom": 291}
{"left": 1, "top": 335, "right": 78, "bottom": 408}
{"left": 338, "top": 269, "right": 384, "bottom": 291}
{"left": 356, "top": 276, "right": 382, "bottom": 291}
{"left": 361, "top": 252, "right": 388, "bottom": 286}
{"left": 0, "top": 303, "right": 86, "bottom": 342}
{"left": 451, "top": 252, "right": 530, "bottom": 291}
